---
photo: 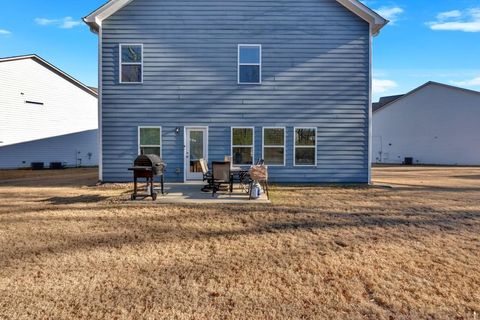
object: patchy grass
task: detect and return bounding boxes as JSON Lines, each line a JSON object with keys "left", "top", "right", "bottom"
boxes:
{"left": 0, "top": 167, "right": 479, "bottom": 319}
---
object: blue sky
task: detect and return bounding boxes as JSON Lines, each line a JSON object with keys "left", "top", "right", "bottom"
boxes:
{"left": 1, "top": 0, "right": 479, "bottom": 101}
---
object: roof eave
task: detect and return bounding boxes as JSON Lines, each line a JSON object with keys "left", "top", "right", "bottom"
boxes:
{"left": 335, "top": 0, "right": 388, "bottom": 36}
{"left": 372, "top": 19, "right": 389, "bottom": 36}
{"left": 83, "top": 0, "right": 135, "bottom": 33}
{"left": 373, "top": 81, "right": 480, "bottom": 114}
{"left": 0, "top": 54, "right": 98, "bottom": 98}
{"left": 83, "top": 0, "right": 389, "bottom": 36}
{"left": 83, "top": 17, "right": 99, "bottom": 34}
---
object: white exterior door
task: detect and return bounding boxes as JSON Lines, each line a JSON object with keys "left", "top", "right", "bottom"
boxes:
{"left": 185, "top": 127, "right": 208, "bottom": 181}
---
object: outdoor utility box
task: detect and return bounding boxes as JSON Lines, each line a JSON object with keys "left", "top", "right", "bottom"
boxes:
{"left": 31, "top": 162, "right": 44, "bottom": 170}
{"left": 404, "top": 157, "right": 414, "bottom": 165}
{"left": 49, "top": 162, "right": 65, "bottom": 169}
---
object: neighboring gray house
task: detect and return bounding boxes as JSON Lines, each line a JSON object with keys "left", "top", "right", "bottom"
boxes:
{"left": 84, "top": 0, "right": 387, "bottom": 183}
{"left": 0, "top": 55, "right": 98, "bottom": 169}
{"left": 373, "top": 82, "right": 480, "bottom": 165}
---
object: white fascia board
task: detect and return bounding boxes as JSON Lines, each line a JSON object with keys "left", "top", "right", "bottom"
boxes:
{"left": 336, "top": 0, "right": 388, "bottom": 36}
{"left": 83, "top": 0, "right": 388, "bottom": 35}
{"left": 83, "top": 0, "right": 135, "bottom": 32}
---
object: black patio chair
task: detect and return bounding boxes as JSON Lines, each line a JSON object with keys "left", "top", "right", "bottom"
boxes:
{"left": 199, "top": 158, "right": 213, "bottom": 191}
{"left": 211, "top": 161, "right": 233, "bottom": 197}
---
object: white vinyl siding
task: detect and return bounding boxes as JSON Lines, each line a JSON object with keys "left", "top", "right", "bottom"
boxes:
{"left": 0, "top": 58, "right": 98, "bottom": 168}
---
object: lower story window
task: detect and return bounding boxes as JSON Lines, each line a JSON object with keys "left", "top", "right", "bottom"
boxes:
{"left": 263, "top": 127, "right": 285, "bottom": 165}
{"left": 294, "top": 127, "right": 316, "bottom": 166}
{"left": 139, "top": 126, "right": 162, "bottom": 156}
{"left": 232, "top": 127, "right": 254, "bottom": 165}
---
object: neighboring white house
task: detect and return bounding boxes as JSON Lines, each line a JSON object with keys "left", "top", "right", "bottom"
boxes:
{"left": 0, "top": 54, "right": 99, "bottom": 169}
{"left": 372, "top": 81, "right": 480, "bottom": 165}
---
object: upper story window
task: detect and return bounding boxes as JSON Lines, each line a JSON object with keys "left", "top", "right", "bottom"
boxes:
{"left": 238, "top": 44, "right": 261, "bottom": 84}
{"left": 120, "top": 44, "right": 143, "bottom": 83}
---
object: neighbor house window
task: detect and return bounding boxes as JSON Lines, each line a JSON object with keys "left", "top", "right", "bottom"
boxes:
{"left": 263, "top": 127, "right": 285, "bottom": 166}
{"left": 238, "top": 44, "right": 261, "bottom": 84}
{"left": 294, "top": 128, "right": 317, "bottom": 166}
{"left": 138, "top": 127, "right": 161, "bottom": 156}
{"left": 232, "top": 127, "right": 254, "bottom": 165}
{"left": 120, "top": 44, "right": 143, "bottom": 83}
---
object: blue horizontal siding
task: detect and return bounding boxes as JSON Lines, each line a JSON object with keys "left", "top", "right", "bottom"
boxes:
{"left": 101, "top": 0, "right": 370, "bottom": 183}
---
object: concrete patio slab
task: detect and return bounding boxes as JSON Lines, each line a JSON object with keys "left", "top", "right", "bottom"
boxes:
{"left": 145, "top": 182, "right": 270, "bottom": 204}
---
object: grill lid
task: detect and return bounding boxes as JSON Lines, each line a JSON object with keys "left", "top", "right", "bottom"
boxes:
{"left": 134, "top": 154, "right": 165, "bottom": 175}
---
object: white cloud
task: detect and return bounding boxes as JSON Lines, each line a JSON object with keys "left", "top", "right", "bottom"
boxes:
{"left": 451, "top": 76, "right": 480, "bottom": 87}
{"left": 427, "top": 8, "right": 480, "bottom": 32}
{"left": 35, "top": 17, "right": 81, "bottom": 29}
{"left": 373, "top": 79, "right": 398, "bottom": 94}
{"left": 437, "top": 10, "right": 462, "bottom": 21}
{"left": 60, "top": 17, "right": 82, "bottom": 29}
{"left": 376, "top": 6, "right": 404, "bottom": 24}
{"left": 0, "top": 29, "right": 11, "bottom": 35}
{"left": 35, "top": 18, "right": 56, "bottom": 26}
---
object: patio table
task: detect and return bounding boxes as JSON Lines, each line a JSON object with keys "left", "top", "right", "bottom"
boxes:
{"left": 230, "top": 166, "right": 250, "bottom": 192}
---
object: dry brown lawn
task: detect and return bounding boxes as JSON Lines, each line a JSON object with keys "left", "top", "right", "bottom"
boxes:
{"left": 0, "top": 166, "right": 479, "bottom": 319}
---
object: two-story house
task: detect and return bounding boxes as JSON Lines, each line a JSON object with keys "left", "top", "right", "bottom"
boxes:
{"left": 84, "top": 0, "right": 387, "bottom": 183}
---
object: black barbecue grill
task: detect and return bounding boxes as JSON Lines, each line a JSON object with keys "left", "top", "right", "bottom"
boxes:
{"left": 128, "top": 154, "right": 166, "bottom": 200}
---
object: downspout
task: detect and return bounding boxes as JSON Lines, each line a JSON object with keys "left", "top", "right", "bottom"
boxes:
{"left": 368, "top": 29, "right": 373, "bottom": 185}
{"left": 98, "top": 25, "right": 103, "bottom": 181}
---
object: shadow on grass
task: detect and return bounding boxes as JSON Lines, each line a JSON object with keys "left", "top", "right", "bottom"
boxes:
{"left": 373, "top": 181, "right": 480, "bottom": 193}
{"left": 40, "top": 195, "right": 109, "bottom": 205}
{"left": 453, "top": 175, "right": 480, "bottom": 180}
{"left": 1, "top": 205, "right": 479, "bottom": 268}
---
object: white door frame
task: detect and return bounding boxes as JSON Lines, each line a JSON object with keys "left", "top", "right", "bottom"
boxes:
{"left": 184, "top": 126, "right": 209, "bottom": 182}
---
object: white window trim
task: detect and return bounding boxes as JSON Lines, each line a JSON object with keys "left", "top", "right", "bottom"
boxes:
{"left": 238, "top": 44, "right": 262, "bottom": 85}
{"left": 119, "top": 43, "right": 143, "bottom": 84}
{"left": 262, "top": 127, "right": 286, "bottom": 166}
{"left": 231, "top": 126, "right": 255, "bottom": 166}
{"left": 293, "top": 127, "right": 317, "bottom": 167}
{"left": 138, "top": 126, "right": 162, "bottom": 157}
